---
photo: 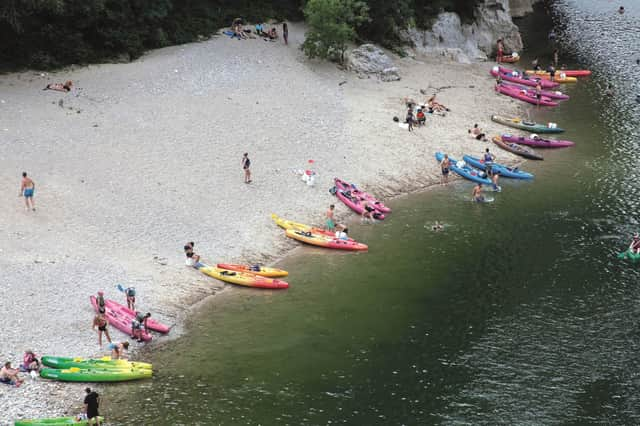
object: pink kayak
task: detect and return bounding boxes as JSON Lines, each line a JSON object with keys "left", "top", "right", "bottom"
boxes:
{"left": 500, "top": 82, "right": 569, "bottom": 100}
{"left": 90, "top": 296, "right": 152, "bottom": 341}
{"left": 490, "top": 66, "right": 559, "bottom": 89}
{"left": 104, "top": 299, "right": 170, "bottom": 334}
{"left": 495, "top": 84, "right": 558, "bottom": 106}
{"left": 501, "top": 134, "right": 575, "bottom": 148}
{"left": 334, "top": 178, "right": 391, "bottom": 213}
{"left": 335, "top": 190, "right": 385, "bottom": 220}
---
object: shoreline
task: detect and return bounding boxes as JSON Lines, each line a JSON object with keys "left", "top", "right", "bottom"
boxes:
{"left": 0, "top": 22, "right": 525, "bottom": 424}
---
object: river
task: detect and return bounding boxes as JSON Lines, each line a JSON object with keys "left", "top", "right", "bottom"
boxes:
{"left": 109, "top": 2, "right": 640, "bottom": 424}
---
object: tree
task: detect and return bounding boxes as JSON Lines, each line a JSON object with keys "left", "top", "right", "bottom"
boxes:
{"left": 302, "top": 0, "right": 369, "bottom": 64}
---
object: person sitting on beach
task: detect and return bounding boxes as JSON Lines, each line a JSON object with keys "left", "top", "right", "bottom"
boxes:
{"left": 268, "top": 28, "right": 278, "bottom": 39}
{"left": 361, "top": 202, "right": 375, "bottom": 222}
{"left": 108, "top": 341, "right": 130, "bottom": 360}
{"left": 43, "top": 80, "right": 73, "bottom": 92}
{"left": 249, "top": 264, "right": 261, "bottom": 272}
{"left": 21, "top": 350, "right": 40, "bottom": 372}
{"left": 335, "top": 228, "right": 349, "bottom": 240}
{"left": 255, "top": 23, "right": 265, "bottom": 36}
{"left": 427, "top": 95, "right": 450, "bottom": 113}
{"left": 468, "top": 124, "right": 487, "bottom": 141}
{"left": 416, "top": 109, "right": 426, "bottom": 126}
{"left": 231, "top": 18, "right": 247, "bottom": 39}
{"left": 472, "top": 183, "right": 485, "bottom": 203}
{"left": 532, "top": 58, "right": 541, "bottom": 71}
{"left": 0, "top": 362, "right": 23, "bottom": 387}
{"left": 184, "top": 242, "right": 201, "bottom": 267}
{"left": 92, "top": 312, "right": 111, "bottom": 347}
{"left": 629, "top": 233, "right": 640, "bottom": 254}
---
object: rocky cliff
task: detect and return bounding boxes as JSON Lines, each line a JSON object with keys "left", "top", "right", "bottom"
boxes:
{"left": 402, "top": 0, "right": 540, "bottom": 63}
{"left": 509, "top": 0, "right": 543, "bottom": 18}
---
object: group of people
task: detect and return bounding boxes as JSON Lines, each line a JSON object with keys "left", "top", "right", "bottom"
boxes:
{"left": 231, "top": 18, "right": 288, "bottom": 44}
{"left": 324, "top": 204, "right": 350, "bottom": 239}
{"left": 0, "top": 350, "right": 42, "bottom": 387}
{"left": 404, "top": 94, "right": 450, "bottom": 132}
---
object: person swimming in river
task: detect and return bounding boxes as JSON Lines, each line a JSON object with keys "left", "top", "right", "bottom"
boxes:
{"left": 431, "top": 221, "right": 444, "bottom": 232}
{"left": 472, "top": 183, "right": 485, "bottom": 203}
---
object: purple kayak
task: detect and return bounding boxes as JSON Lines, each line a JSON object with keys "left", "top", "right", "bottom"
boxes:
{"left": 500, "top": 82, "right": 569, "bottom": 100}
{"left": 490, "top": 66, "right": 560, "bottom": 89}
{"left": 334, "top": 178, "right": 391, "bottom": 213}
{"left": 501, "top": 134, "right": 575, "bottom": 148}
{"left": 495, "top": 83, "right": 558, "bottom": 107}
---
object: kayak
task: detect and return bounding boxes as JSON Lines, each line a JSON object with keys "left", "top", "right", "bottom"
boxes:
{"left": 525, "top": 69, "right": 591, "bottom": 77}
{"left": 15, "top": 416, "right": 105, "bottom": 425}
{"left": 490, "top": 66, "right": 560, "bottom": 89}
{"left": 90, "top": 296, "right": 152, "bottom": 341}
{"left": 41, "top": 356, "right": 151, "bottom": 371}
{"left": 618, "top": 250, "right": 640, "bottom": 261}
{"left": 285, "top": 229, "right": 368, "bottom": 251}
{"left": 495, "top": 83, "right": 558, "bottom": 106}
{"left": 462, "top": 155, "right": 534, "bottom": 179}
{"left": 500, "top": 82, "right": 570, "bottom": 100}
{"left": 334, "top": 178, "right": 391, "bottom": 213}
{"left": 216, "top": 263, "right": 288, "bottom": 278}
{"left": 492, "top": 136, "right": 543, "bottom": 160}
{"left": 533, "top": 73, "right": 578, "bottom": 83}
{"left": 104, "top": 299, "right": 170, "bottom": 334}
{"left": 491, "top": 114, "right": 565, "bottom": 133}
{"left": 434, "top": 152, "right": 492, "bottom": 185}
{"left": 498, "top": 53, "right": 520, "bottom": 63}
{"left": 197, "top": 264, "right": 289, "bottom": 289}
{"left": 501, "top": 134, "right": 575, "bottom": 148}
{"left": 40, "top": 367, "right": 152, "bottom": 382}
{"left": 335, "top": 190, "right": 385, "bottom": 220}
{"left": 271, "top": 213, "right": 342, "bottom": 239}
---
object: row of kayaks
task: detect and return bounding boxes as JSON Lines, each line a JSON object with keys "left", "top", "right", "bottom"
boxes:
{"left": 492, "top": 65, "right": 590, "bottom": 86}
{"left": 15, "top": 417, "right": 105, "bottom": 425}
{"left": 37, "top": 356, "right": 152, "bottom": 383}
{"left": 436, "top": 152, "right": 532, "bottom": 185}
{"left": 272, "top": 213, "right": 368, "bottom": 251}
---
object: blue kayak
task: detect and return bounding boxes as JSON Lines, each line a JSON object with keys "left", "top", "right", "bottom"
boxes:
{"left": 435, "top": 152, "right": 492, "bottom": 185}
{"left": 462, "top": 155, "right": 534, "bottom": 180}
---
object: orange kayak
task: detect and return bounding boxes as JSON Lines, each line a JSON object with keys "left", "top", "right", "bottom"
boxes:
{"left": 285, "top": 229, "right": 368, "bottom": 251}
{"left": 216, "top": 263, "right": 288, "bottom": 278}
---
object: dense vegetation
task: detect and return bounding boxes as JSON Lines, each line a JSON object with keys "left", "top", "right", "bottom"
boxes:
{"left": 0, "top": 0, "right": 482, "bottom": 69}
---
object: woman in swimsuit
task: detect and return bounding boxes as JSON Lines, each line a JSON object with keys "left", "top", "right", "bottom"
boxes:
{"left": 440, "top": 154, "right": 451, "bottom": 185}
{"left": 92, "top": 312, "right": 111, "bottom": 347}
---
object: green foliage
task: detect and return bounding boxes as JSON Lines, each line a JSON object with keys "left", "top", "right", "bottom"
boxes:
{"left": 302, "top": 0, "right": 369, "bottom": 64}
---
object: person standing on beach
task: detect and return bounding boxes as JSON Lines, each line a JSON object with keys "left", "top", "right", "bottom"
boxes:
{"left": 19, "top": 172, "right": 36, "bottom": 211}
{"left": 124, "top": 286, "right": 136, "bottom": 310}
{"left": 84, "top": 387, "right": 101, "bottom": 426}
{"left": 325, "top": 205, "right": 336, "bottom": 231}
{"left": 496, "top": 38, "right": 504, "bottom": 63}
{"left": 406, "top": 108, "right": 414, "bottom": 132}
{"left": 282, "top": 22, "right": 288, "bottom": 45}
{"left": 92, "top": 311, "right": 111, "bottom": 347}
{"left": 242, "top": 153, "right": 252, "bottom": 183}
{"left": 553, "top": 49, "right": 559, "bottom": 68}
{"left": 440, "top": 154, "right": 451, "bottom": 185}
{"left": 535, "top": 82, "right": 542, "bottom": 107}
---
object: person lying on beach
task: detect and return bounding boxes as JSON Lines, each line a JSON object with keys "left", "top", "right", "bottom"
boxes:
{"left": 108, "top": 341, "right": 129, "bottom": 359}
{"left": 629, "top": 233, "right": 640, "bottom": 254}
{"left": 267, "top": 28, "right": 278, "bottom": 39}
{"left": 43, "top": 80, "right": 72, "bottom": 92}
{"left": 468, "top": 124, "right": 487, "bottom": 141}
{"left": 21, "top": 350, "right": 41, "bottom": 372}
{"left": 427, "top": 95, "right": 450, "bottom": 112}
{"left": 93, "top": 312, "right": 111, "bottom": 347}
{"left": 0, "top": 362, "right": 23, "bottom": 387}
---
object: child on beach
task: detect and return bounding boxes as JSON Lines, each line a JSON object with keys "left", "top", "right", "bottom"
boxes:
{"left": 92, "top": 312, "right": 111, "bottom": 347}
{"left": 0, "top": 362, "right": 24, "bottom": 387}
{"left": 19, "top": 172, "right": 36, "bottom": 211}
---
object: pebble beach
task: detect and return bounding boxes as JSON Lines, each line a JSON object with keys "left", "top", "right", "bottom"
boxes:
{"left": 0, "top": 22, "right": 523, "bottom": 423}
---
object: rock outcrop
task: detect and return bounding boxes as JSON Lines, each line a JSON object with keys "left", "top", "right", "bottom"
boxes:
{"left": 509, "top": 0, "right": 543, "bottom": 18}
{"left": 402, "top": 0, "right": 525, "bottom": 63}
{"left": 346, "top": 44, "right": 400, "bottom": 82}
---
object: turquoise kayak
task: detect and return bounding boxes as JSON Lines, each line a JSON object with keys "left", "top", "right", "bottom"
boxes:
{"left": 491, "top": 114, "right": 565, "bottom": 133}
{"left": 14, "top": 417, "right": 104, "bottom": 425}
{"left": 462, "top": 155, "right": 534, "bottom": 179}
{"left": 435, "top": 152, "right": 492, "bottom": 185}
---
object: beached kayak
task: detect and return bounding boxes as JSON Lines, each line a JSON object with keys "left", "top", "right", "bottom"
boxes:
{"left": 495, "top": 83, "right": 558, "bottom": 106}
{"left": 533, "top": 73, "right": 578, "bottom": 83}
{"left": 490, "top": 66, "right": 560, "bottom": 89}
{"left": 198, "top": 264, "right": 289, "bottom": 289}
{"left": 90, "top": 296, "right": 152, "bottom": 341}
{"left": 434, "top": 152, "right": 492, "bottom": 185}
{"left": 271, "top": 213, "right": 341, "bottom": 238}
{"left": 500, "top": 82, "right": 569, "bottom": 100}
{"left": 498, "top": 53, "right": 520, "bottom": 63}
{"left": 501, "top": 134, "right": 575, "bottom": 148}
{"left": 335, "top": 190, "right": 385, "bottom": 220}
{"left": 41, "top": 356, "right": 152, "bottom": 371}
{"left": 491, "top": 114, "right": 565, "bottom": 133}
{"left": 334, "top": 178, "right": 391, "bottom": 213}
{"left": 15, "top": 416, "right": 105, "bottom": 425}
{"left": 618, "top": 250, "right": 640, "bottom": 261}
{"left": 462, "top": 155, "right": 534, "bottom": 179}
{"left": 216, "top": 263, "right": 288, "bottom": 278}
{"left": 492, "top": 136, "right": 543, "bottom": 160}
{"left": 285, "top": 229, "right": 368, "bottom": 251}
{"left": 40, "top": 367, "right": 152, "bottom": 382}
{"left": 104, "top": 299, "right": 169, "bottom": 333}
{"left": 525, "top": 69, "right": 591, "bottom": 77}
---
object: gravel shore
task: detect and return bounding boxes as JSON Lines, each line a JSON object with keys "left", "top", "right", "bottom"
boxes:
{"left": 0, "top": 23, "right": 521, "bottom": 424}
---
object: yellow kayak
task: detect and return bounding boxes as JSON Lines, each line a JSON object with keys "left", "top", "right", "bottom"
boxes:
{"left": 216, "top": 263, "right": 288, "bottom": 278}
{"left": 533, "top": 73, "right": 577, "bottom": 83}
{"left": 271, "top": 213, "right": 337, "bottom": 238}
{"left": 198, "top": 264, "right": 289, "bottom": 289}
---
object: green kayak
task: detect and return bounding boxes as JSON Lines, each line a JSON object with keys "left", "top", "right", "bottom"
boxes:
{"left": 15, "top": 416, "right": 104, "bottom": 425}
{"left": 40, "top": 367, "right": 152, "bottom": 382}
{"left": 491, "top": 114, "right": 565, "bottom": 133}
{"left": 618, "top": 250, "right": 640, "bottom": 261}
{"left": 42, "top": 355, "right": 152, "bottom": 371}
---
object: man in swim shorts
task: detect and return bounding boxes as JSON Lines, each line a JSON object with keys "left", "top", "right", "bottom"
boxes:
{"left": 326, "top": 205, "right": 336, "bottom": 231}
{"left": 20, "top": 172, "right": 36, "bottom": 211}
{"left": 472, "top": 183, "right": 485, "bottom": 203}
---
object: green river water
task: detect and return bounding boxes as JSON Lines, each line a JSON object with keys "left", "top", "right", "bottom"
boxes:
{"left": 109, "top": 2, "right": 640, "bottom": 424}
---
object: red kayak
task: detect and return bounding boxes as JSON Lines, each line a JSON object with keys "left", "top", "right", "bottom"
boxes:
{"left": 495, "top": 84, "right": 558, "bottom": 107}
{"left": 490, "top": 66, "right": 560, "bottom": 89}
{"left": 104, "top": 299, "right": 170, "bottom": 333}
{"left": 334, "top": 178, "right": 391, "bottom": 213}
{"left": 90, "top": 296, "right": 152, "bottom": 341}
